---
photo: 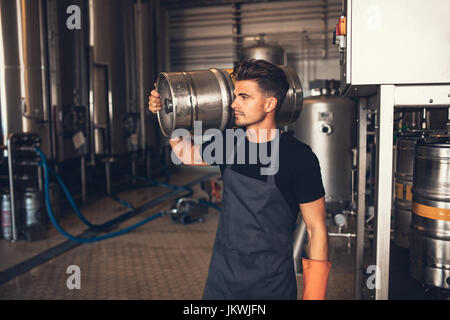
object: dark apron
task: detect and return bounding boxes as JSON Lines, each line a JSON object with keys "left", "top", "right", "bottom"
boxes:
{"left": 203, "top": 161, "right": 297, "bottom": 300}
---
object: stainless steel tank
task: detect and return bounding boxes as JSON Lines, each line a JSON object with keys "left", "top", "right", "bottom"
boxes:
{"left": 410, "top": 140, "right": 450, "bottom": 289}
{"left": 394, "top": 135, "right": 420, "bottom": 248}
{"left": 48, "top": 0, "right": 89, "bottom": 162}
{"left": 156, "top": 66, "right": 303, "bottom": 137}
{"left": 242, "top": 43, "right": 285, "bottom": 65}
{"left": 0, "top": 0, "right": 52, "bottom": 158}
{"left": 89, "top": 0, "right": 139, "bottom": 156}
{"left": 294, "top": 94, "right": 357, "bottom": 213}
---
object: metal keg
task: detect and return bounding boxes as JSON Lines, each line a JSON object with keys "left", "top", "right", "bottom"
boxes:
{"left": 242, "top": 43, "right": 285, "bottom": 65}
{"left": 23, "top": 190, "right": 42, "bottom": 227}
{"left": 156, "top": 68, "right": 234, "bottom": 137}
{"left": 410, "top": 140, "right": 450, "bottom": 289}
{"left": 1, "top": 194, "right": 12, "bottom": 240}
{"left": 156, "top": 66, "right": 303, "bottom": 137}
{"left": 394, "top": 135, "right": 420, "bottom": 248}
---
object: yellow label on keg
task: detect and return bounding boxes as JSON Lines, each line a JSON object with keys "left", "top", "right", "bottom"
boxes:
{"left": 395, "top": 183, "right": 404, "bottom": 200}
{"left": 405, "top": 185, "right": 413, "bottom": 201}
{"left": 412, "top": 202, "right": 450, "bottom": 221}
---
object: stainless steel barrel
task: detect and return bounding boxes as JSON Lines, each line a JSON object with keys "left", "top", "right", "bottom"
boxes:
{"left": 1, "top": 194, "right": 12, "bottom": 240}
{"left": 156, "top": 66, "right": 303, "bottom": 137}
{"left": 242, "top": 43, "right": 285, "bottom": 65}
{"left": 394, "top": 136, "right": 419, "bottom": 248}
{"left": 24, "top": 191, "right": 42, "bottom": 227}
{"left": 156, "top": 69, "right": 234, "bottom": 137}
{"left": 410, "top": 141, "right": 450, "bottom": 289}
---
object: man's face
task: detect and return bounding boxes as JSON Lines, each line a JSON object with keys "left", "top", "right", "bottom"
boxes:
{"left": 231, "top": 80, "right": 271, "bottom": 127}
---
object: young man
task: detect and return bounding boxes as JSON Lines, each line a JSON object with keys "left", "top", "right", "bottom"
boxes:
{"left": 149, "top": 60, "right": 331, "bottom": 300}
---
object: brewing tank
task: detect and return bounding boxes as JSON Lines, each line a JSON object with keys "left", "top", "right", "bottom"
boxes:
{"left": 0, "top": 0, "right": 52, "bottom": 158}
{"left": 410, "top": 140, "right": 450, "bottom": 289}
{"left": 293, "top": 94, "right": 357, "bottom": 213}
{"left": 241, "top": 43, "right": 285, "bottom": 65}
{"left": 156, "top": 65, "right": 303, "bottom": 137}
{"left": 394, "top": 135, "right": 420, "bottom": 248}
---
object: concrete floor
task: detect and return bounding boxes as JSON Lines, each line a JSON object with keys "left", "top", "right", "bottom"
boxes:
{"left": 0, "top": 167, "right": 431, "bottom": 300}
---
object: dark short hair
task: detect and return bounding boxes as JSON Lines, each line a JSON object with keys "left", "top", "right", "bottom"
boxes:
{"left": 231, "top": 59, "right": 289, "bottom": 111}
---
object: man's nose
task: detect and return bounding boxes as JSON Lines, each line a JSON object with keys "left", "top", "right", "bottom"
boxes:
{"left": 231, "top": 99, "right": 238, "bottom": 110}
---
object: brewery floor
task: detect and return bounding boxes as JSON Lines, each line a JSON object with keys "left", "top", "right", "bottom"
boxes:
{"left": 0, "top": 167, "right": 436, "bottom": 300}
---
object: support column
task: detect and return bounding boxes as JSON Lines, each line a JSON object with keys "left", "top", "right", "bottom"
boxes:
{"left": 374, "top": 85, "right": 394, "bottom": 300}
{"left": 354, "top": 98, "right": 367, "bottom": 299}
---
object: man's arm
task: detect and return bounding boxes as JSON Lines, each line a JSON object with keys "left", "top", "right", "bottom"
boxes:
{"left": 299, "top": 196, "right": 331, "bottom": 300}
{"left": 169, "top": 137, "right": 210, "bottom": 167}
{"left": 149, "top": 89, "right": 209, "bottom": 167}
{"left": 299, "top": 196, "right": 328, "bottom": 260}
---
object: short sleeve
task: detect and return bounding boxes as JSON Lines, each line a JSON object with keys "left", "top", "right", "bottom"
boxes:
{"left": 293, "top": 151, "right": 325, "bottom": 204}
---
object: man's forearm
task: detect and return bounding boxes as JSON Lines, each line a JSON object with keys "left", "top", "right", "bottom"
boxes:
{"left": 169, "top": 137, "right": 207, "bottom": 166}
{"left": 307, "top": 227, "right": 329, "bottom": 261}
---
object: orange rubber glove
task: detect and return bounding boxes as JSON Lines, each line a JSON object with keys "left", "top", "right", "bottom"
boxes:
{"left": 302, "top": 258, "right": 331, "bottom": 300}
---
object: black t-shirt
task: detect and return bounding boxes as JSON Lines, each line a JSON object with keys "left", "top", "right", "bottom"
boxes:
{"left": 201, "top": 130, "right": 325, "bottom": 218}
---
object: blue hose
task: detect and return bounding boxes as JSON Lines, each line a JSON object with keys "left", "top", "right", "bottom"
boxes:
{"left": 35, "top": 147, "right": 220, "bottom": 243}
{"left": 35, "top": 147, "right": 166, "bottom": 243}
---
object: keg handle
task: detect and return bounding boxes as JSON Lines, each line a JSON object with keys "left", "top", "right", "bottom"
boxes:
{"left": 163, "top": 98, "right": 173, "bottom": 114}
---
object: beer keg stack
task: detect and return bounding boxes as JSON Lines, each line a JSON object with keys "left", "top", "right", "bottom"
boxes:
{"left": 409, "top": 133, "right": 450, "bottom": 290}
{"left": 393, "top": 130, "right": 450, "bottom": 291}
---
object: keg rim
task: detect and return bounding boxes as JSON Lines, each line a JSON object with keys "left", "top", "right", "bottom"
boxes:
{"left": 156, "top": 72, "right": 176, "bottom": 138}
{"left": 278, "top": 65, "right": 303, "bottom": 126}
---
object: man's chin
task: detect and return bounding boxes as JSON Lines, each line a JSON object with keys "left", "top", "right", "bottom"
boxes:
{"left": 234, "top": 122, "right": 248, "bottom": 128}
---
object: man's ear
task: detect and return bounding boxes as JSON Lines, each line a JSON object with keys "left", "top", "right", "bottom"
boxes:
{"left": 264, "top": 97, "right": 278, "bottom": 113}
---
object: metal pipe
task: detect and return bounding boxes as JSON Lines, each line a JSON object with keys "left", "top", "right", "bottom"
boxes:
{"left": 168, "top": 2, "right": 341, "bottom": 19}
{"left": 135, "top": 0, "right": 146, "bottom": 152}
{"left": 131, "top": 153, "right": 137, "bottom": 185}
{"left": 171, "top": 54, "right": 340, "bottom": 65}
{"left": 421, "top": 107, "right": 427, "bottom": 129}
{"left": 171, "top": 29, "right": 337, "bottom": 42}
{"left": 232, "top": 2, "right": 242, "bottom": 63}
{"left": 170, "top": 7, "right": 340, "bottom": 24}
{"left": 88, "top": 46, "right": 95, "bottom": 166}
{"left": 7, "top": 136, "right": 17, "bottom": 241}
{"left": 81, "top": 155, "right": 86, "bottom": 204}
{"left": 105, "top": 158, "right": 111, "bottom": 196}
{"left": 355, "top": 98, "right": 367, "bottom": 300}
{"left": 170, "top": 14, "right": 341, "bottom": 29}
{"left": 146, "top": 149, "right": 151, "bottom": 179}
{"left": 328, "top": 232, "right": 356, "bottom": 238}
{"left": 293, "top": 218, "right": 308, "bottom": 274}
{"left": 374, "top": 85, "right": 395, "bottom": 300}
{"left": 38, "top": 0, "right": 50, "bottom": 124}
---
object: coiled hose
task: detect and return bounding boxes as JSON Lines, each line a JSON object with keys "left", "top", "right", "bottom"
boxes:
{"left": 34, "top": 147, "right": 213, "bottom": 243}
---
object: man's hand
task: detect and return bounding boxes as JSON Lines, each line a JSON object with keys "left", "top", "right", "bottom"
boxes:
{"left": 148, "top": 89, "right": 162, "bottom": 114}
